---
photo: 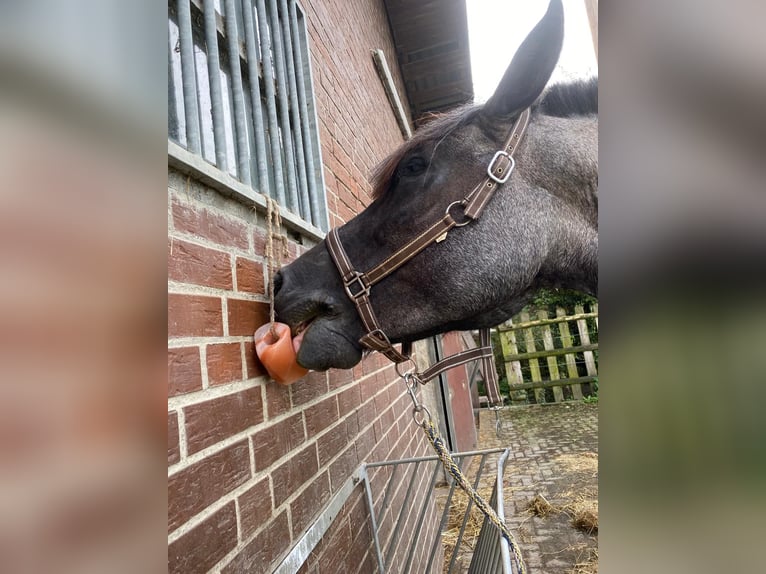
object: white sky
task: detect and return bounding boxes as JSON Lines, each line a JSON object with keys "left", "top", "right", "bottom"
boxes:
{"left": 467, "top": 0, "right": 598, "bottom": 103}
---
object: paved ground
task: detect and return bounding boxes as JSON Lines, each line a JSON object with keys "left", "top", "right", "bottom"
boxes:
{"left": 444, "top": 402, "right": 598, "bottom": 573}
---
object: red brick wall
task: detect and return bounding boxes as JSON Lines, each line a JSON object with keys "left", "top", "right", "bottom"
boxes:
{"left": 167, "top": 1, "right": 445, "bottom": 572}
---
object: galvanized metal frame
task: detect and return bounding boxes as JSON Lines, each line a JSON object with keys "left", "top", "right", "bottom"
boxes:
{"left": 364, "top": 447, "right": 510, "bottom": 574}
{"left": 168, "top": 0, "right": 328, "bottom": 232}
{"left": 267, "top": 446, "right": 514, "bottom": 574}
{"left": 468, "top": 448, "right": 514, "bottom": 574}
{"left": 272, "top": 469, "right": 364, "bottom": 574}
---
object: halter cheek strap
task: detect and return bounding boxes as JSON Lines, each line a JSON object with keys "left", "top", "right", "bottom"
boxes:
{"left": 325, "top": 108, "right": 531, "bottom": 405}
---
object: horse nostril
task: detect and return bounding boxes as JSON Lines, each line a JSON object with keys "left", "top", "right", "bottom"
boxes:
{"left": 272, "top": 270, "right": 284, "bottom": 297}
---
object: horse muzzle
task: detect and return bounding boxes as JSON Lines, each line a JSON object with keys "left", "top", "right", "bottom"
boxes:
{"left": 273, "top": 256, "right": 364, "bottom": 370}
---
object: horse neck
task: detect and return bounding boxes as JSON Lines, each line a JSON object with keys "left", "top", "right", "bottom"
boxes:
{"left": 523, "top": 113, "right": 598, "bottom": 228}
{"left": 523, "top": 113, "right": 598, "bottom": 294}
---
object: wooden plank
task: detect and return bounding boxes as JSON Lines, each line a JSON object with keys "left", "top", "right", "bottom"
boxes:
{"left": 497, "top": 312, "right": 598, "bottom": 332}
{"left": 520, "top": 311, "right": 545, "bottom": 404}
{"left": 556, "top": 307, "right": 583, "bottom": 400}
{"left": 503, "top": 344, "right": 598, "bottom": 363}
{"left": 575, "top": 304, "right": 598, "bottom": 394}
{"left": 508, "top": 376, "right": 598, "bottom": 392}
{"left": 498, "top": 320, "right": 527, "bottom": 404}
{"left": 539, "top": 310, "right": 564, "bottom": 402}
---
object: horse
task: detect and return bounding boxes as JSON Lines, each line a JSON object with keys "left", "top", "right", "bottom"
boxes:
{"left": 273, "top": 0, "right": 597, "bottom": 371}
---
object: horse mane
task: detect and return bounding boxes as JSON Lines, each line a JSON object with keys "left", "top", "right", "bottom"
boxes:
{"left": 536, "top": 77, "right": 598, "bottom": 117}
{"left": 371, "top": 77, "right": 598, "bottom": 200}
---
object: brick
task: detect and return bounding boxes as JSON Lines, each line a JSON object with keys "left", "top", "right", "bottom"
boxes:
{"left": 290, "top": 472, "right": 331, "bottom": 538}
{"left": 253, "top": 227, "right": 267, "bottom": 254}
{"left": 238, "top": 476, "right": 272, "bottom": 539}
{"left": 264, "top": 379, "right": 291, "bottom": 418}
{"left": 355, "top": 426, "right": 377, "bottom": 465}
{"left": 317, "top": 515, "right": 353, "bottom": 574}
{"left": 168, "top": 411, "right": 180, "bottom": 466}
{"left": 168, "top": 346, "right": 202, "bottom": 396}
{"left": 184, "top": 387, "right": 264, "bottom": 455}
{"left": 252, "top": 412, "right": 305, "bottom": 472}
{"left": 316, "top": 420, "right": 347, "bottom": 466}
{"left": 168, "top": 238, "right": 233, "bottom": 290}
{"left": 243, "top": 340, "right": 266, "bottom": 379}
{"left": 329, "top": 444, "right": 358, "bottom": 492}
{"left": 227, "top": 298, "right": 269, "bottom": 337}
{"left": 305, "top": 396, "right": 339, "bottom": 438}
{"left": 236, "top": 257, "right": 265, "bottom": 294}
{"left": 221, "top": 511, "right": 289, "bottom": 574}
{"left": 172, "top": 199, "right": 249, "bottom": 250}
{"left": 272, "top": 443, "right": 319, "bottom": 508}
{"left": 168, "top": 502, "right": 237, "bottom": 574}
{"left": 346, "top": 518, "right": 373, "bottom": 571}
{"left": 357, "top": 397, "right": 375, "bottom": 426}
{"left": 347, "top": 492, "right": 370, "bottom": 537}
{"left": 206, "top": 342, "right": 243, "bottom": 386}
{"left": 328, "top": 368, "right": 354, "bottom": 391}
{"left": 356, "top": 550, "right": 376, "bottom": 574}
{"left": 168, "top": 440, "right": 250, "bottom": 532}
{"left": 168, "top": 294, "right": 222, "bottom": 338}
{"left": 290, "top": 371, "right": 329, "bottom": 407}
{"left": 374, "top": 391, "right": 389, "bottom": 420}
{"left": 337, "top": 385, "right": 361, "bottom": 417}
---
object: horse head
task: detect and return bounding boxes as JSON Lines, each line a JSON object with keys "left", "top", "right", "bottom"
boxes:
{"left": 274, "top": 0, "right": 597, "bottom": 370}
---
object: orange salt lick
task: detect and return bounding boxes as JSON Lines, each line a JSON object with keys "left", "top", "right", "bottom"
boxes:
{"left": 254, "top": 322, "right": 308, "bottom": 385}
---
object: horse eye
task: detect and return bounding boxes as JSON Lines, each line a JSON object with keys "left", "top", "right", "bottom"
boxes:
{"left": 400, "top": 156, "right": 427, "bottom": 177}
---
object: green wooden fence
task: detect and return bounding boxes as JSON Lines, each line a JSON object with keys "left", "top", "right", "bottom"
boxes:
{"left": 497, "top": 304, "right": 598, "bottom": 404}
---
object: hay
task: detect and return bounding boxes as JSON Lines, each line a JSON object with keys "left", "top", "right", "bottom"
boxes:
{"left": 571, "top": 508, "right": 598, "bottom": 535}
{"left": 527, "top": 493, "right": 554, "bottom": 517}
{"left": 571, "top": 547, "right": 599, "bottom": 574}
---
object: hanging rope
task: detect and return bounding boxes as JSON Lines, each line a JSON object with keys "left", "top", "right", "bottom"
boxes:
{"left": 265, "top": 197, "right": 289, "bottom": 329}
{"left": 402, "top": 374, "right": 526, "bottom": 574}
{"left": 420, "top": 416, "right": 526, "bottom": 574}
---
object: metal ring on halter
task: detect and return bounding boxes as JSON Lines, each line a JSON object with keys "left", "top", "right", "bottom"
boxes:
{"left": 412, "top": 404, "right": 432, "bottom": 426}
{"left": 395, "top": 358, "right": 418, "bottom": 378}
{"left": 445, "top": 201, "right": 472, "bottom": 227}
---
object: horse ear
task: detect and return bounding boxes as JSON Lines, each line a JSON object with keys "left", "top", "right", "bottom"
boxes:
{"left": 482, "top": 0, "right": 564, "bottom": 119}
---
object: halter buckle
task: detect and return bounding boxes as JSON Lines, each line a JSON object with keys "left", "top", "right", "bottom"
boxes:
{"left": 343, "top": 272, "right": 370, "bottom": 300}
{"left": 487, "top": 150, "right": 515, "bottom": 184}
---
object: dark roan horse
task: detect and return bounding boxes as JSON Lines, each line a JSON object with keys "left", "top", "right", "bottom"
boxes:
{"left": 274, "top": 0, "right": 597, "bottom": 371}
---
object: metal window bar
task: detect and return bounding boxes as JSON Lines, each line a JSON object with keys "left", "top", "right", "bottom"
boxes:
{"left": 168, "top": 0, "right": 326, "bottom": 230}
{"left": 254, "top": 0, "right": 288, "bottom": 206}
{"left": 176, "top": 0, "right": 202, "bottom": 153}
{"left": 278, "top": 0, "right": 311, "bottom": 221}
{"left": 241, "top": 0, "right": 270, "bottom": 193}
{"left": 168, "top": 25, "right": 180, "bottom": 143}
{"left": 223, "top": 0, "right": 252, "bottom": 185}
{"left": 202, "top": 0, "right": 228, "bottom": 170}
{"left": 266, "top": 0, "right": 301, "bottom": 212}
{"left": 363, "top": 447, "right": 511, "bottom": 574}
{"left": 288, "top": 1, "right": 322, "bottom": 228}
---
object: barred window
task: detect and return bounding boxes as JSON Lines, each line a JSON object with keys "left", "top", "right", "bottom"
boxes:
{"left": 168, "top": 0, "right": 327, "bottom": 231}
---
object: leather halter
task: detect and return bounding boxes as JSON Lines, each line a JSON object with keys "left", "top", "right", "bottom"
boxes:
{"left": 325, "top": 109, "right": 531, "bottom": 401}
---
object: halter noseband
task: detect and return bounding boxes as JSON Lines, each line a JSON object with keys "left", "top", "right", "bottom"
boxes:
{"left": 325, "top": 109, "right": 531, "bottom": 397}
